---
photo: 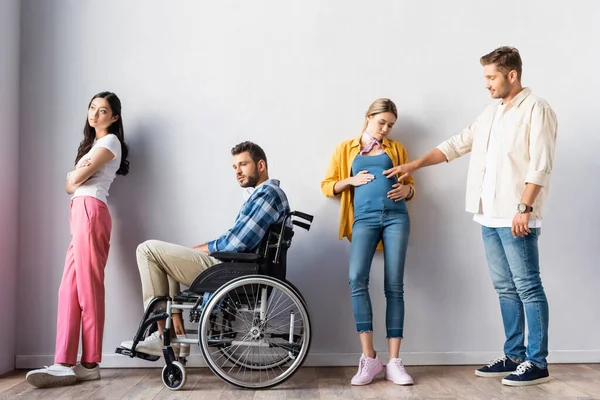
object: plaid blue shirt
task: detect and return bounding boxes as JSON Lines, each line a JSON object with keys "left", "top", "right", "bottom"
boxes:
{"left": 207, "top": 179, "right": 290, "bottom": 253}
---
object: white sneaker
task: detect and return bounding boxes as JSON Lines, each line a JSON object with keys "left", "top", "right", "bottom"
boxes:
{"left": 73, "top": 362, "right": 100, "bottom": 381}
{"left": 386, "top": 358, "right": 414, "bottom": 385}
{"left": 120, "top": 331, "right": 180, "bottom": 357}
{"left": 177, "top": 334, "right": 190, "bottom": 358}
{"left": 26, "top": 364, "right": 77, "bottom": 388}
{"left": 351, "top": 354, "right": 383, "bottom": 385}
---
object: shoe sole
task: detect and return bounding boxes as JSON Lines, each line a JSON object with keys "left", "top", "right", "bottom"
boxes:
{"left": 351, "top": 381, "right": 372, "bottom": 386}
{"left": 76, "top": 374, "right": 101, "bottom": 381}
{"left": 475, "top": 370, "right": 515, "bottom": 378}
{"left": 501, "top": 376, "right": 550, "bottom": 386}
{"left": 351, "top": 366, "right": 383, "bottom": 385}
{"left": 27, "top": 372, "right": 77, "bottom": 388}
{"left": 385, "top": 375, "right": 414, "bottom": 385}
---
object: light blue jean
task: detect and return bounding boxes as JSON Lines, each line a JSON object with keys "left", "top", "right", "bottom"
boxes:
{"left": 349, "top": 210, "right": 410, "bottom": 338}
{"left": 482, "top": 226, "right": 549, "bottom": 369}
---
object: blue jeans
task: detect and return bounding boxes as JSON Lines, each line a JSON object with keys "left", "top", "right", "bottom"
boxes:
{"left": 481, "top": 226, "right": 549, "bottom": 369}
{"left": 349, "top": 211, "right": 410, "bottom": 338}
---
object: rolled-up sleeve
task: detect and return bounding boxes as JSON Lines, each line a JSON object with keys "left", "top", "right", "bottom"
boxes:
{"left": 525, "top": 104, "right": 558, "bottom": 187}
{"left": 321, "top": 146, "right": 342, "bottom": 197}
{"left": 437, "top": 118, "right": 477, "bottom": 162}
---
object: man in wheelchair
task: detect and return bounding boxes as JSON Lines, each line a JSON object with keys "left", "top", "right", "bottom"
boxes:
{"left": 119, "top": 141, "right": 290, "bottom": 357}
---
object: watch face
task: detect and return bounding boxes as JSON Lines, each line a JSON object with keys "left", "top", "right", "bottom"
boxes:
{"left": 518, "top": 204, "right": 526, "bottom": 212}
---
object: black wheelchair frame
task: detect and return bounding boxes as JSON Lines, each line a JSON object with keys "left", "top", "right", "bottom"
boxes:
{"left": 116, "top": 210, "right": 314, "bottom": 390}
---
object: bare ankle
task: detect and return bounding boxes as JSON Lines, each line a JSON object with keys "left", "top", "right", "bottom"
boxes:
{"left": 364, "top": 351, "right": 376, "bottom": 359}
{"left": 172, "top": 315, "right": 185, "bottom": 335}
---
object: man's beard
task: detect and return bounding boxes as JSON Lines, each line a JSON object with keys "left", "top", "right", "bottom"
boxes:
{"left": 239, "top": 173, "right": 259, "bottom": 188}
{"left": 491, "top": 81, "right": 511, "bottom": 99}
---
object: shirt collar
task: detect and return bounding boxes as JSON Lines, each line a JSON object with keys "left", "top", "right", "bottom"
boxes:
{"left": 500, "top": 87, "right": 531, "bottom": 108}
{"left": 243, "top": 179, "right": 280, "bottom": 200}
{"left": 351, "top": 133, "right": 390, "bottom": 149}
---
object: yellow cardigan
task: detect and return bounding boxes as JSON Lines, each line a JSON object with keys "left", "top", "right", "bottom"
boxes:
{"left": 321, "top": 135, "right": 415, "bottom": 246}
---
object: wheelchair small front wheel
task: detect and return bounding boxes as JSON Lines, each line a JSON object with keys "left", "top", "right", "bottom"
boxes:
{"left": 161, "top": 361, "right": 187, "bottom": 391}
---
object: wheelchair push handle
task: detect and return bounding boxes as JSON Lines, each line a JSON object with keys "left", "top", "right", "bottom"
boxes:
{"left": 292, "top": 220, "right": 311, "bottom": 231}
{"left": 291, "top": 210, "right": 314, "bottom": 223}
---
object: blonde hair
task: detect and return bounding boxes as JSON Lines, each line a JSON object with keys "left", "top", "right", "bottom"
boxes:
{"left": 361, "top": 98, "right": 398, "bottom": 135}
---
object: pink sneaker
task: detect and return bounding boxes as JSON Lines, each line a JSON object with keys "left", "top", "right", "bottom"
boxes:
{"left": 386, "top": 358, "right": 414, "bottom": 385}
{"left": 351, "top": 354, "right": 383, "bottom": 385}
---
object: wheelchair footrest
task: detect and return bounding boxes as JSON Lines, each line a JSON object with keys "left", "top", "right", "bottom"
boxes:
{"left": 115, "top": 346, "right": 161, "bottom": 362}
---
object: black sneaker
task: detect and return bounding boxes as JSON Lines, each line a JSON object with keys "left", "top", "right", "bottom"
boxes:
{"left": 475, "top": 356, "right": 520, "bottom": 377}
{"left": 502, "top": 361, "right": 550, "bottom": 386}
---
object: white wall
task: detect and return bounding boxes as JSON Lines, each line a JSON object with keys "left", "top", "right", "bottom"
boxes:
{"left": 0, "top": 0, "right": 20, "bottom": 375}
{"left": 16, "top": 0, "right": 600, "bottom": 368}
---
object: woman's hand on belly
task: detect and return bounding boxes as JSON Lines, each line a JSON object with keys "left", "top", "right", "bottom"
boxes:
{"left": 348, "top": 170, "right": 375, "bottom": 187}
{"left": 387, "top": 183, "right": 411, "bottom": 201}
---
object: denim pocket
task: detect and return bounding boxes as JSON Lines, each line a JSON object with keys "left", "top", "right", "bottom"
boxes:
{"left": 529, "top": 227, "right": 541, "bottom": 237}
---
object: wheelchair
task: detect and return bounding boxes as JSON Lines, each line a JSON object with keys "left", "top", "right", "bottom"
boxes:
{"left": 116, "top": 210, "right": 313, "bottom": 391}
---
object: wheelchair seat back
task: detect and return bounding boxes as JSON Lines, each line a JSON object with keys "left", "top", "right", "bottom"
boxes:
{"left": 184, "top": 221, "right": 294, "bottom": 295}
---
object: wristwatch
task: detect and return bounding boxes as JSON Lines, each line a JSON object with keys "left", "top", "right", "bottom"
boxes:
{"left": 517, "top": 203, "right": 533, "bottom": 213}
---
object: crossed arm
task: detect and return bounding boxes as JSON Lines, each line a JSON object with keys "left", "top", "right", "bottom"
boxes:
{"left": 66, "top": 147, "right": 115, "bottom": 194}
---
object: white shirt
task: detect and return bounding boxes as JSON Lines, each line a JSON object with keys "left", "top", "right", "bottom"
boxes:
{"left": 437, "top": 88, "right": 558, "bottom": 220}
{"left": 73, "top": 134, "right": 122, "bottom": 204}
{"left": 473, "top": 104, "right": 541, "bottom": 228}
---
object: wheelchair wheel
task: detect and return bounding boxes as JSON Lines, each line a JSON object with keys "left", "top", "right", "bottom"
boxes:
{"left": 218, "top": 280, "right": 307, "bottom": 371}
{"left": 162, "top": 361, "right": 187, "bottom": 390}
{"left": 199, "top": 275, "right": 311, "bottom": 389}
{"left": 218, "top": 315, "right": 305, "bottom": 370}
{"left": 220, "top": 343, "right": 293, "bottom": 370}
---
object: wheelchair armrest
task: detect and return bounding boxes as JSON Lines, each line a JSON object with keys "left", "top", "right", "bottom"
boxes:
{"left": 210, "top": 251, "right": 260, "bottom": 263}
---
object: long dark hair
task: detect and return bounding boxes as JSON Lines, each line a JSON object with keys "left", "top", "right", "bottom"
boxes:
{"left": 75, "top": 91, "right": 130, "bottom": 176}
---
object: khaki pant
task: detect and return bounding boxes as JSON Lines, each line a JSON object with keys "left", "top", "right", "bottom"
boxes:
{"left": 136, "top": 240, "right": 220, "bottom": 312}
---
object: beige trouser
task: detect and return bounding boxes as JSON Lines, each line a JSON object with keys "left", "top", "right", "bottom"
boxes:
{"left": 136, "top": 239, "right": 220, "bottom": 312}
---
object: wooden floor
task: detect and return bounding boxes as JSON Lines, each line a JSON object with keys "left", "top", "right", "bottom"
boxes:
{"left": 1, "top": 365, "right": 600, "bottom": 399}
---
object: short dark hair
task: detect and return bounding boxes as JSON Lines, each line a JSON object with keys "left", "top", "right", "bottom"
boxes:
{"left": 231, "top": 141, "right": 268, "bottom": 168}
{"left": 480, "top": 46, "right": 522, "bottom": 81}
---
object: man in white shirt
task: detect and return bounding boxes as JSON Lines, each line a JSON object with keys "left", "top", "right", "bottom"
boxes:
{"left": 384, "top": 46, "right": 557, "bottom": 386}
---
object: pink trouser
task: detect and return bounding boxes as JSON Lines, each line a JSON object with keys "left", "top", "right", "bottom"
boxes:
{"left": 55, "top": 196, "right": 112, "bottom": 365}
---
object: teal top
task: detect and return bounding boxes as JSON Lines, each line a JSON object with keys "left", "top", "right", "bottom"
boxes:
{"left": 351, "top": 153, "right": 407, "bottom": 216}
